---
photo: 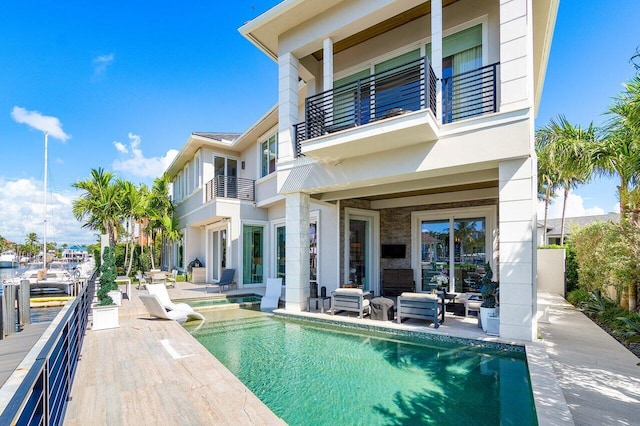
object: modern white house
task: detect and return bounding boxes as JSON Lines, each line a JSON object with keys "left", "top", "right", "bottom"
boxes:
{"left": 165, "top": 0, "right": 559, "bottom": 341}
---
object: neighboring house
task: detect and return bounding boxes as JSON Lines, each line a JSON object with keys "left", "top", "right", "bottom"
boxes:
{"left": 61, "top": 245, "right": 89, "bottom": 261}
{"left": 165, "top": 0, "right": 558, "bottom": 342}
{"left": 537, "top": 213, "right": 620, "bottom": 246}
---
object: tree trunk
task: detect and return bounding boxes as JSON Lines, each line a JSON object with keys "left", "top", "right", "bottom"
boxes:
{"left": 543, "top": 186, "right": 551, "bottom": 244}
{"left": 560, "top": 188, "right": 569, "bottom": 245}
{"left": 629, "top": 282, "right": 638, "bottom": 312}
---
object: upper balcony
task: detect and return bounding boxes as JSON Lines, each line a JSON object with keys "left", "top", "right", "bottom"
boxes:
{"left": 294, "top": 57, "right": 498, "bottom": 161}
{"left": 204, "top": 175, "right": 255, "bottom": 202}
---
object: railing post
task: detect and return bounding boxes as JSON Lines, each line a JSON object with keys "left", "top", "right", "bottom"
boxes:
{"left": 492, "top": 64, "right": 498, "bottom": 113}
{"left": 2, "top": 283, "right": 16, "bottom": 337}
{"left": 18, "top": 279, "right": 30, "bottom": 326}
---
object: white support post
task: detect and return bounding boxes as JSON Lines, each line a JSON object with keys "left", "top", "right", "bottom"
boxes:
{"left": 431, "top": 0, "right": 443, "bottom": 124}
{"left": 323, "top": 38, "right": 334, "bottom": 92}
{"left": 499, "top": 158, "right": 537, "bottom": 341}
{"left": 285, "top": 193, "right": 310, "bottom": 312}
{"left": 278, "top": 52, "right": 299, "bottom": 161}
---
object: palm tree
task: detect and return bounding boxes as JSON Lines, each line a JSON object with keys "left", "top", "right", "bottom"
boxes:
{"left": 590, "top": 76, "right": 640, "bottom": 311}
{"left": 72, "top": 168, "right": 123, "bottom": 248}
{"left": 118, "top": 180, "right": 149, "bottom": 276}
{"left": 146, "top": 174, "right": 174, "bottom": 269}
{"left": 536, "top": 115, "right": 596, "bottom": 244}
{"left": 158, "top": 213, "right": 182, "bottom": 270}
{"left": 594, "top": 75, "right": 640, "bottom": 222}
{"left": 536, "top": 138, "right": 560, "bottom": 244}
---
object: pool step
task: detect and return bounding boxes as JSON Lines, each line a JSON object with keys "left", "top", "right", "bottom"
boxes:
{"left": 195, "top": 316, "right": 276, "bottom": 335}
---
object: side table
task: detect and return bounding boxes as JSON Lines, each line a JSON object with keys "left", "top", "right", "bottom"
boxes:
{"left": 307, "top": 296, "right": 331, "bottom": 313}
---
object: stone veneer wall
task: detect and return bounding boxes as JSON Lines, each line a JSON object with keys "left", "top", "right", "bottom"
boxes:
{"left": 339, "top": 197, "right": 498, "bottom": 287}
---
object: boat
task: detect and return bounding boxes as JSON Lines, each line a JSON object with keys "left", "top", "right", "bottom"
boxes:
{"left": 0, "top": 251, "right": 18, "bottom": 268}
{"left": 6, "top": 132, "right": 94, "bottom": 296}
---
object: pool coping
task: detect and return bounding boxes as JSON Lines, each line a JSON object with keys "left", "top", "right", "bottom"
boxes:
{"left": 273, "top": 310, "right": 574, "bottom": 425}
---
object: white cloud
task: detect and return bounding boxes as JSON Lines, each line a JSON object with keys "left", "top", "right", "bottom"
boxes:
{"left": 92, "top": 53, "right": 114, "bottom": 81}
{"left": 0, "top": 178, "right": 96, "bottom": 246}
{"left": 537, "top": 189, "right": 605, "bottom": 220}
{"left": 11, "top": 106, "right": 70, "bottom": 142}
{"left": 112, "top": 133, "right": 179, "bottom": 180}
{"left": 113, "top": 141, "right": 128, "bottom": 154}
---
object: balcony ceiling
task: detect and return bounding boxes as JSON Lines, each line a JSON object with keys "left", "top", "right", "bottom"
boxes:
{"left": 240, "top": 0, "right": 459, "bottom": 61}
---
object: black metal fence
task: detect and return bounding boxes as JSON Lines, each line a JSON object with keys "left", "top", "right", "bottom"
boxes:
{"left": 442, "top": 62, "right": 499, "bottom": 124}
{"left": 0, "top": 270, "right": 96, "bottom": 425}
{"left": 204, "top": 175, "right": 255, "bottom": 202}
{"left": 293, "top": 60, "right": 499, "bottom": 155}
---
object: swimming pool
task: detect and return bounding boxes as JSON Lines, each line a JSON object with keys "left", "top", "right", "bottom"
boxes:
{"left": 186, "top": 310, "right": 537, "bottom": 425}
{"left": 177, "top": 295, "right": 261, "bottom": 309}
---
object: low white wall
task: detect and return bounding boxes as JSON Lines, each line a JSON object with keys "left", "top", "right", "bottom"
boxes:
{"left": 537, "top": 248, "right": 565, "bottom": 295}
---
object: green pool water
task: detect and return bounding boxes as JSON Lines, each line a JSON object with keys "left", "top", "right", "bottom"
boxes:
{"left": 186, "top": 311, "right": 537, "bottom": 426}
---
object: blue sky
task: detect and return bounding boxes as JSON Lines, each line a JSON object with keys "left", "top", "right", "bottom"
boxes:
{"left": 1, "top": 0, "right": 638, "bottom": 246}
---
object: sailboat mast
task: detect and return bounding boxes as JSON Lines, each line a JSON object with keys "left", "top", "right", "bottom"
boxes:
{"left": 43, "top": 131, "right": 48, "bottom": 266}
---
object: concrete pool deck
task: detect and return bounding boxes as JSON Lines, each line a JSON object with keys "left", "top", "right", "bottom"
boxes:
{"left": 63, "top": 283, "right": 639, "bottom": 425}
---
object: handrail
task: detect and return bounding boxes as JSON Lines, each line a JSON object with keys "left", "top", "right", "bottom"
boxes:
{"left": 0, "top": 269, "right": 96, "bottom": 425}
{"left": 204, "top": 175, "right": 255, "bottom": 202}
{"left": 442, "top": 62, "right": 499, "bottom": 124}
{"left": 294, "top": 61, "right": 500, "bottom": 152}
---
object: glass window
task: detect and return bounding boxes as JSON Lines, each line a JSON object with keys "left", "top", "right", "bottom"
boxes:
{"left": 374, "top": 49, "right": 421, "bottom": 117}
{"left": 275, "top": 222, "right": 318, "bottom": 286}
{"left": 243, "top": 225, "right": 263, "bottom": 284}
{"left": 261, "top": 134, "right": 277, "bottom": 177}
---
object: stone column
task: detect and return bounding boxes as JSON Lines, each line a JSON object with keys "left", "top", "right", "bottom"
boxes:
{"left": 278, "top": 52, "right": 299, "bottom": 161}
{"left": 499, "top": 158, "right": 537, "bottom": 341}
{"left": 285, "top": 192, "right": 310, "bottom": 312}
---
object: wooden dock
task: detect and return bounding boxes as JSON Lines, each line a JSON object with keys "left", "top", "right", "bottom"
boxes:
{"left": 0, "top": 322, "right": 51, "bottom": 386}
{"left": 64, "top": 282, "right": 285, "bottom": 425}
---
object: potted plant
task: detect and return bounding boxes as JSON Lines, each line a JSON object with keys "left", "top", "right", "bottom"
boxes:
{"left": 479, "top": 263, "right": 499, "bottom": 333}
{"left": 92, "top": 246, "right": 120, "bottom": 330}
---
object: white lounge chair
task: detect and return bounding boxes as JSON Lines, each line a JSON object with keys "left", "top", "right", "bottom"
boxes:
{"left": 145, "top": 284, "right": 205, "bottom": 321}
{"left": 260, "top": 278, "right": 282, "bottom": 312}
{"left": 139, "top": 294, "right": 189, "bottom": 324}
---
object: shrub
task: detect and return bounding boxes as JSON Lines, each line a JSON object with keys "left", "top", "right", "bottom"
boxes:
{"left": 97, "top": 246, "right": 118, "bottom": 306}
{"left": 567, "top": 288, "right": 591, "bottom": 306}
{"left": 480, "top": 263, "right": 498, "bottom": 308}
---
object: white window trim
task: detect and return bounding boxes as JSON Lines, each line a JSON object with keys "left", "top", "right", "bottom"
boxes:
{"left": 240, "top": 220, "right": 269, "bottom": 287}
{"left": 411, "top": 205, "right": 497, "bottom": 292}
{"left": 343, "top": 207, "right": 380, "bottom": 293}
{"left": 269, "top": 210, "right": 320, "bottom": 286}
{"left": 258, "top": 130, "right": 278, "bottom": 179}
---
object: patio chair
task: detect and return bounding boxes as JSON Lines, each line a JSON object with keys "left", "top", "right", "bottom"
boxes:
{"left": 166, "top": 269, "right": 178, "bottom": 288}
{"left": 396, "top": 292, "right": 444, "bottom": 328}
{"left": 206, "top": 268, "right": 236, "bottom": 293}
{"left": 330, "top": 288, "right": 371, "bottom": 318}
{"left": 260, "top": 278, "right": 282, "bottom": 312}
{"left": 139, "top": 294, "right": 189, "bottom": 324}
{"left": 136, "top": 270, "right": 147, "bottom": 289}
{"left": 145, "top": 283, "right": 204, "bottom": 321}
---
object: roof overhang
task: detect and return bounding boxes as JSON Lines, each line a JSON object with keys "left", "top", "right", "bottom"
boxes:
{"left": 532, "top": 0, "right": 559, "bottom": 117}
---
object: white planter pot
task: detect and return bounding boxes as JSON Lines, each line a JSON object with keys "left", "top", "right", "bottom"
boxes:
{"left": 108, "top": 290, "right": 122, "bottom": 306}
{"left": 480, "top": 307, "right": 497, "bottom": 332}
{"left": 92, "top": 304, "right": 120, "bottom": 330}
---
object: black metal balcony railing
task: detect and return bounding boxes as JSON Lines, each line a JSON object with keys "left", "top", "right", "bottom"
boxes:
{"left": 294, "top": 60, "right": 500, "bottom": 154}
{"left": 205, "top": 175, "right": 255, "bottom": 202}
{"left": 0, "top": 271, "right": 96, "bottom": 425}
{"left": 294, "top": 56, "right": 435, "bottom": 151}
{"left": 442, "top": 62, "right": 499, "bottom": 124}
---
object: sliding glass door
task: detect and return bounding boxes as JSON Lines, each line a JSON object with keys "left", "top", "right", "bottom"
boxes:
{"left": 414, "top": 207, "right": 493, "bottom": 293}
